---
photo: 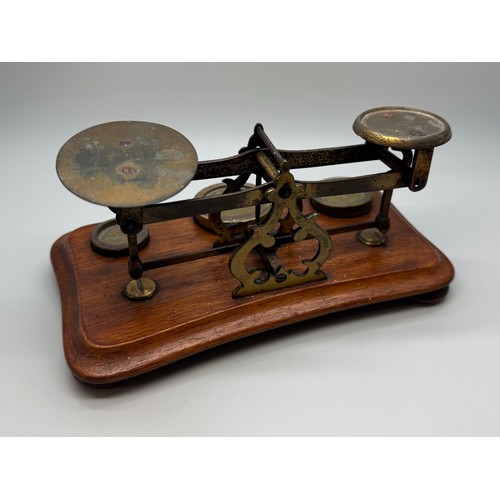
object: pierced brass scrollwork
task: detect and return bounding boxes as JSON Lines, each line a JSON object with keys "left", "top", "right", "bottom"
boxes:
{"left": 229, "top": 171, "right": 333, "bottom": 297}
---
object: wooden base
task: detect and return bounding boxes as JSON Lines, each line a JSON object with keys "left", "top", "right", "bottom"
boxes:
{"left": 51, "top": 198, "right": 454, "bottom": 385}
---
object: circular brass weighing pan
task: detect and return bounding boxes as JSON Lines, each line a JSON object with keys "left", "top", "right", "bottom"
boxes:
{"left": 310, "top": 178, "right": 374, "bottom": 218}
{"left": 91, "top": 219, "right": 150, "bottom": 257}
{"left": 353, "top": 107, "right": 452, "bottom": 149}
{"left": 56, "top": 121, "right": 198, "bottom": 208}
{"left": 194, "top": 183, "right": 272, "bottom": 232}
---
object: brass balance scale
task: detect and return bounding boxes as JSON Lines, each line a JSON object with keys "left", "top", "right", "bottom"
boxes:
{"left": 51, "top": 107, "right": 453, "bottom": 384}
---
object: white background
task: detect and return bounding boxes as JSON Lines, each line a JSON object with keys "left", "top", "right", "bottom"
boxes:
{"left": 1, "top": 62, "right": 499, "bottom": 438}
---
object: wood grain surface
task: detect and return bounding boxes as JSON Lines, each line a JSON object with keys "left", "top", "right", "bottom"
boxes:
{"left": 51, "top": 198, "right": 454, "bottom": 384}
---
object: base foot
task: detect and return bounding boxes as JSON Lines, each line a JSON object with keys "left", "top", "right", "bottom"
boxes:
{"left": 411, "top": 286, "right": 450, "bottom": 305}
{"left": 123, "top": 278, "right": 158, "bottom": 300}
{"left": 357, "top": 227, "right": 386, "bottom": 246}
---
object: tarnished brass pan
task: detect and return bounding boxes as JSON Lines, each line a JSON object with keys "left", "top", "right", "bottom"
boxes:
{"left": 193, "top": 183, "right": 272, "bottom": 232}
{"left": 56, "top": 121, "right": 198, "bottom": 207}
{"left": 353, "top": 107, "right": 452, "bottom": 149}
{"left": 310, "top": 177, "right": 373, "bottom": 218}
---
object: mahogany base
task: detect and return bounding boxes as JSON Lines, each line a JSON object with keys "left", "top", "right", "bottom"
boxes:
{"left": 51, "top": 199, "right": 453, "bottom": 384}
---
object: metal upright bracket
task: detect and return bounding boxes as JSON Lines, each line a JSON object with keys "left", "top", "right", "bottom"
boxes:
{"left": 229, "top": 170, "right": 333, "bottom": 297}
